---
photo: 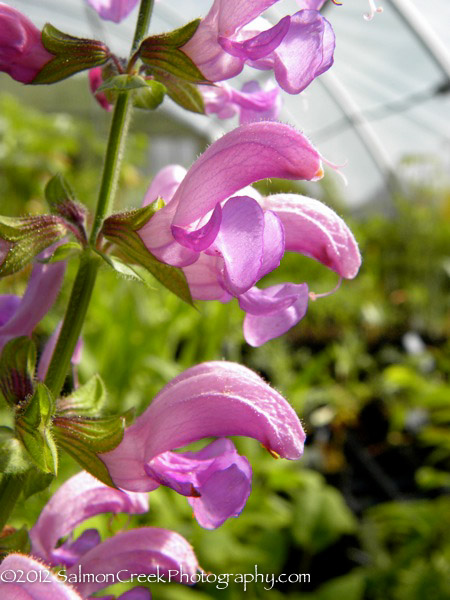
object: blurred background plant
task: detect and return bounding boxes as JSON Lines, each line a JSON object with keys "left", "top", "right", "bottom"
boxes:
{"left": 0, "top": 91, "right": 449, "bottom": 599}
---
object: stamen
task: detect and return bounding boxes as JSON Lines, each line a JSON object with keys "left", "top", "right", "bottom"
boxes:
{"left": 309, "top": 277, "right": 342, "bottom": 301}
{"left": 321, "top": 156, "right": 349, "bottom": 186}
{"left": 364, "top": 0, "right": 383, "bottom": 21}
{"left": 331, "top": 1, "right": 343, "bottom": 5}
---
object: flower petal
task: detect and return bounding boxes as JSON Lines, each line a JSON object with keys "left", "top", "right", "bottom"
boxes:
{"left": 237, "top": 81, "right": 281, "bottom": 125}
{"left": 86, "top": 0, "right": 139, "bottom": 23}
{"left": 0, "top": 295, "right": 20, "bottom": 326}
{"left": 243, "top": 283, "right": 310, "bottom": 346}
{"left": 30, "top": 471, "right": 148, "bottom": 566}
{"left": 271, "top": 10, "right": 335, "bottom": 94}
{"left": 172, "top": 203, "right": 222, "bottom": 252}
{"left": 51, "top": 528, "right": 101, "bottom": 568}
{"left": 259, "top": 194, "right": 361, "bottom": 278}
{"left": 182, "top": 253, "right": 230, "bottom": 301}
{"left": 182, "top": 0, "right": 278, "bottom": 81}
{"left": 257, "top": 209, "right": 285, "bottom": 280}
{"left": 0, "top": 554, "right": 82, "bottom": 599}
{"left": 146, "top": 438, "right": 252, "bottom": 529}
{"left": 117, "top": 589, "right": 152, "bottom": 600}
{"left": 69, "top": 528, "right": 198, "bottom": 596}
{"left": 219, "top": 16, "right": 290, "bottom": 61}
{"left": 143, "top": 165, "right": 187, "bottom": 207}
{"left": 172, "top": 121, "right": 323, "bottom": 227}
{"left": 102, "top": 361, "right": 305, "bottom": 491}
{"left": 214, "top": 196, "right": 265, "bottom": 295}
{"left": 0, "top": 251, "right": 65, "bottom": 352}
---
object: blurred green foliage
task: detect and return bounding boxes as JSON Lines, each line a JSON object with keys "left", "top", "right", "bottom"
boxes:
{"left": 0, "top": 94, "right": 449, "bottom": 599}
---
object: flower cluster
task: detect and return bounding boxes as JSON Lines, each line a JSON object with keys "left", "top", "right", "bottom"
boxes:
{"left": 137, "top": 121, "right": 360, "bottom": 345}
{"left": 0, "top": 1, "right": 369, "bottom": 599}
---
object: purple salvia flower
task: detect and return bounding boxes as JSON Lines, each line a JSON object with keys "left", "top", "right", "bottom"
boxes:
{"left": 0, "top": 253, "right": 65, "bottom": 352}
{"left": 182, "top": 0, "right": 335, "bottom": 94}
{"left": 0, "top": 554, "right": 82, "bottom": 599}
{"left": 202, "top": 80, "right": 281, "bottom": 124}
{"left": 69, "top": 528, "right": 198, "bottom": 597}
{"left": 137, "top": 121, "right": 360, "bottom": 345}
{"left": 89, "top": 66, "right": 112, "bottom": 111}
{"left": 0, "top": 3, "right": 53, "bottom": 83}
{"left": 138, "top": 121, "right": 324, "bottom": 268}
{"left": 101, "top": 361, "right": 305, "bottom": 527}
{"left": 30, "top": 471, "right": 149, "bottom": 567}
{"left": 86, "top": 0, "right": 139, "bottom": 23}
{"left": 146, "top": 438, "right": 252, "bottom": 529}
{"left": 29, "top": 471, "right": 198, "bottom": 598}
{"left": 296, "top": 1, "right": 328, "bottom": 9}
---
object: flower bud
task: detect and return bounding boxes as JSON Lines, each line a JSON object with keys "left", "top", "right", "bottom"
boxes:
{"left": 0, "top": 3, "right": 53, "bottom": 83}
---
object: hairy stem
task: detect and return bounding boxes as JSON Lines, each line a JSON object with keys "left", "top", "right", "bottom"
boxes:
{"left": 44, "top": 0, "right": 155, "bottom": 397}
{"left": 44, "top": 250, "right": 99, "bottom": 397}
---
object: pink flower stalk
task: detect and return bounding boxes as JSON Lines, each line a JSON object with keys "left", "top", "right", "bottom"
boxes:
{"left": 89, "top": 66, "right": 112, "bottom": 111}
{"left": 182, "top": 0, "right": 335, "bottom": 94}
{"left": 0, "top": 254, "right": 65, "bottom": 353}
{"left": 0, "top": 3, "right": 53, "bottom": 84}
{"left": 86, "top": 0, "right": 139, "bottom": 23}
{"left": 29, "top": 471, "right": 198, "bottom": 598}
{"left": 0, "top": 554, "right": 82, "bottom": 599}
{"left": 202, "top": 80, "right": 281, "bottom": 124}
{"left": 101, "top": 361, "right": 306, "bottom": 528}
{"left": 138, "top": 121, "right": 361, "bottom": 346}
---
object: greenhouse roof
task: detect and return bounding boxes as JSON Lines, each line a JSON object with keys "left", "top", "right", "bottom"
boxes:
{"left": 6, "top": 0, "right": 450, "bottom": 206}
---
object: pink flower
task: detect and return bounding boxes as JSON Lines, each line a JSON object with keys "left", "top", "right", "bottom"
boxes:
{"left": 202, "top": 80, "right": 281, "bottom": 124}
{"left": 137, "top": 121, "right": 360, "bottom": 345}
{"left": 0, "top": 554, "right": 82, "bottom": 599}
{"left": 29, "top": 471, "right": 198, "bottom": 598}
{"left": 101, "top": 361, "right": 306, "bottom": 528}
{"left": 86, "top": 0, "right": 139, "bottom": 23}
{"left": 182, "top": 0, "right": 335, "bottom": 94}
{"left": 0, "top": 3, "right": 53, "bottom": 83}
{"left": 0, "top": 252, "right": 65, "bottom": 353}
{"left": 88, "top": 66, "right": 112, "bottom": 111}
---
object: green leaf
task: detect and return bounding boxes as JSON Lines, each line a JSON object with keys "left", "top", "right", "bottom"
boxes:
{"left": 52, "top": 412, "right": 129, "bottom": 488}
{"left": 39, "top": 241, "right": 82, "bottom": 263}
{"left": 0, "top": 337, "right": 36, "bottom": 407}
{"left": 0, "top": 427, "right": 31, "bottom": 474}
{"left": 56, "top": 374, "right": 107, "bottom": 417}
{"left": 97, "top": 74, "right": 149, "bottom": 93}
{"left": 133, "top": 80, "right": 167, "bottom": 110}
{"left": 32, "top": 24, "right": 110, "bottom": 84}
{"left": 53, "top": 434, "right": 115, "bottom": 487}
{"left": 22, "top": 469, "right": 54, "bottom": 500}
{"left": 0, "top": 526, "right": 31, "bottom": 557}
{"left": 156, "top": 73, "right": 205, "bottom": 114}
{"left": 102, "top": 206, "right": 194, "bottom": 306}
{"left": 0, "top": 214, "right": 68, "bottom": 277}
{"left": 44, "top": 174, "right": 87, "bottom": 243}
{"left": 139, "top": 20, "right": 209, "bottom": 84}
{"left": 53, "top": 414, "right": 126, "bottom": 453}
{"left": 45, "top": 172, "right": 77, "bottom": 207}
{"left": 15, "top": 384, "right": 58, "bottom": 475}
{"left": 149, "top": 19, "right": 201, "bottom": 47}
{"left": 97, "top": 252, "right": 153, "bottom": 285}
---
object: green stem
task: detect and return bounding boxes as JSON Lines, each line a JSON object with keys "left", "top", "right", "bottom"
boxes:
{"left": 0, "top": 474, "right": 23, "bottom": 531}
{"left": 44, "top": 0, "right": 156, "bottom": 397}
{"left": 89, "top": 93, "right": 132, "bottom": 244}
{"left": 44, "top": 250, "right": 99, "bottom": 397}
{"left": 131, "top": 0, "right": 155, "bottom": 55}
